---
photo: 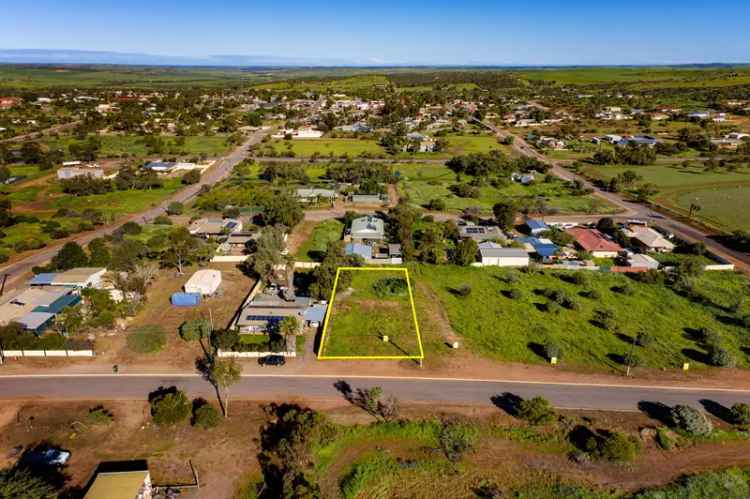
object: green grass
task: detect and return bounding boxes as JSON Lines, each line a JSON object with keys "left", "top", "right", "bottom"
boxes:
{"left": 414, "top": 264, "right": 750, "bottom": 372}
{"left": 126, "top": 325, "right": 167, "bottom": 354}
{"left": 265, "top": 138, "right": 385, "bottom": 158}
{"left": 254, "top": 74, "right": 390, "bottom": 92}
{"left": 44, "top": 134, "right": 232, "bottom": 158}
{"left": 397, "top": 163, "right": 618, "bottom": 214}
{"left": 320, "top": 269, "right": 422, "bottom": 358}
{"left": 581, "top": 163, "right": 750, "bottom": 231}
{"left": 295, "top": 219, "right": 344, "bottom": 262}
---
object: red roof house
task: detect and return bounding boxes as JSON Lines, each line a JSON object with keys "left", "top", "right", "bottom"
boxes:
{"left": 566, "top": 227, "right": 623, "bottom": 257}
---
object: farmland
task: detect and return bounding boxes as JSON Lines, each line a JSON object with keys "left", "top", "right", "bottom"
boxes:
{"left": 414, "top": 264, "right": 750, "bottom": 373}
{"left": 581, "top": 163, "right": 750, "bottom": 231}
{"left": 263, "top": 138, "right": 385, "bottom": 158}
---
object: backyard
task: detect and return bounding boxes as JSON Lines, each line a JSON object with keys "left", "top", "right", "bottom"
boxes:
{"left": 413, "top": 264, "right": 750, "bottom": 373}
{"left": 295, "top": 219, "right": 344, "bottom": 262}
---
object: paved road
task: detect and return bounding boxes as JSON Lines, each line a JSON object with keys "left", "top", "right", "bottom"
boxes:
{"left": 0, "top": 120, "right": 82, "bottom": 144}
{"left": 0, "top": 130, "right": 269, "bottom": 290}
{"left": 1, "top": 375, "right": 749, "bottom": 411}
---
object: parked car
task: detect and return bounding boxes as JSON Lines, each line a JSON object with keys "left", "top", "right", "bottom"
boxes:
{"left": 258, "top": 355, "right": 286, "bottom": 367}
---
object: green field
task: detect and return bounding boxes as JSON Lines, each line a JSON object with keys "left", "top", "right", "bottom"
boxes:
{"left": 254, "top": 74, "right": 390, "bottom": 92}
{"left": 295, "top": 219, "right": 344, "bottom": 262}
{"left": 51, "top": 178, "right": 183, "bottom": 217}
{"left": 320, "top": 269, "right": 422, "bottom": 359}
{"left": 43, "top": 134, "right": 232, "bottom": 158}
{"left": 515, "top": 66, "right": 750, "bottom": 87}
{"left": 397, "top": 163, "right": 618, "bottom": 214}
{"left": 266, "top": 138, "right": 385, "bottom": 158}
{"left": 582, "top": 163, "right": 750, "bottom": 231}
{"left": 415, "top": 264, "right": 750, "bottom": 372}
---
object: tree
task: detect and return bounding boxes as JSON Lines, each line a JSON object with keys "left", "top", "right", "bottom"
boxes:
{"left": 492, "top": 201, "right": 517, "bottom": 230}
{"left": 180, "top": 318, "right": 211, "bottom": 353}
{"left": 50, "top": 241, "right": 88, "bottom": 270}
{"left": 166, "top": 201, "right": 184, "bottom": 215}
{"left": 193, "top": 403, "right": 221, "bottom": 429}
{"left": 150, "top": 388, "right": 191, "bottom": 426}
{"left": 670, "top": 405, "right": 713, "bottom": 436}
{"left": 632, "top": 183, "right": 659, "bottom": 202}
{"left": 708, "top": 345, "right": 736, "bottom": 368}
{"left": 209, "top": 358, "right": 242, "bottom": 417}
{"left": 688, "top": 203, "right": 702, "bottom": 219}
{"left": 278, "top": 316, "right": 300, "bottom": 338}
{"left": 87, "top": 237, "right": 111, "bottom": 267}
{"left": 163, "top": 226, "right": 199, "bottom": 274}
{"left": 592, "top": 432, "right": 640, "bottom": 462}
{"left": 517, "top": 396, "right": 556, "bottom": 425}
{"left": 731, "top": 403, "right": 750, "bottom": 426}
{"left": 252, "top": 226, "right": 287, "bottom": 284}
{"left": 0, "top": 467, "right": 57, "bottom": 499}
{"left": 543, "top": 340, "right": 562, "bottom": 361}
{"left": 453, "top": 238, "right": 478, "bottom": 266}
{"left": 182, "top": 169, "right": 201, "bottom": 185}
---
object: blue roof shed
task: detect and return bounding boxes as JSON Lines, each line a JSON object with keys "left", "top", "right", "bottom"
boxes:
{"left": 345, "top": 243, "right": 372, "bottom": 260}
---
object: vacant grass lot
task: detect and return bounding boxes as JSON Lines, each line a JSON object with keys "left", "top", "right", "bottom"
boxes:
{"left": 267, "top": 138, "right": 385, "bottom": 157}
{"left": 295, "top": 219, "right": 344, "bottom": 262}
{"left": 320, "top": 269, "right": 422, "bottom": 358}
{"left": 414, "top": 264, "right": 750, "bottom": 372}
{"left": 44, "top": 134, "right": 232, "bottom": 158}
{"left": 582, "top": 163, "right": 750, "bottom": 231}
{"left": 398, "top": 163, "right": 618, "bottom": 214}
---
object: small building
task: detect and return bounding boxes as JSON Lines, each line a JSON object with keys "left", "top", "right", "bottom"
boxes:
{"left": 524, "top": 219, "right": 549, "bottom": 236}
{"left": 0, "top": 287, "right": 81, "bottom": 333}
{"left": 271, "top": 127, "right": 324, "bottom": 139}
{"left": 625, "top": 226, "right": 675, "bottom": 253}
{"left": 538, "top": 136, "right": 565, "bottom": 150}
{"left": 295, "top": 187, "right": 337, "bottom": 204}
{"left": 350, "top": 194, "right": 386, "bottom": 205}
{"left": 477, "top": 243, "right": 530, "bottom": 267}
{"left": 57, "top": 167, "right": 105, "bottom": 180}
{"left": 566, "top": 227, "right": 623, "bottom": 258}
{"left": 627, "top": 253, "right": 660, "bottom": 270}
{"left": 29, "top": 267, "right": 107, "bottom": 289}
{"left": 184, "top": 269, "right": 222, "bottom": 296}
{"left": 84, "top": 464, "right": 152, "bottom": 499}
{"left": 303, "top": 303, "right": 328, "bottom": 328}
{"left": 345, "top": 243, "right": 372, "bottom": 260}
{"left": 518, "top": 237, "right": 559, "bottom": 262}
{"left": 236, "top": 287, "right": 311, "bottom": 333}
{"left": 459, "top": 224, "right": 507, "bottom": 243}
{"left": 142, "top": 161, "right": 197, "bottom": 173}
{"left": 350, "top": 216, "right": 385, "bottom": 243}
{"left": 188, "top": 218, "right": 242, "bottom": 237}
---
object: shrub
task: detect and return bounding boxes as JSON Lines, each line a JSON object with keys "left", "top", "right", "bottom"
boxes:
{"left": 153, "top": 215, "right": 173, "bottom": 225}
{"left": 543, "top": 340, "right": 562, "bottom": 361}
{"left": 427, "top": 198, "right": 446, "bottom": 211}
{"left": 166, "top": 201, "right": 184, "bottom": 215}
{"left": 581, "top": 289, "right": 601, "bottom": 300}
{"left": 731, "top": 403, "right": 750, "bottom": 425}
{"left": 182, "top": 169, "right": 201, "bottom": 185}
{"left": 635, "top": 331, "right": 654, "bottom": 347}
{"left": 372, "top": 277, "right": 408, "bottom": 298}
{"left": 695, "top": 327, "right": 720, "bottom": 347}
{"left": 670, "top": 405, "right": 713, "bottom": 437}
{"left": 150, "top": 389, "right": 191, "bottom": 426}
{"left": 655, "top": 428, "right": 675, "bottom": 450}
{"left": 507, "top": 288, "right": 522, "bottom": 300}
{"left": 438, "top": 419, "right": 479, "bottom": 462}
{"left": 593, "top": 308, "right": 616, "bottom": 330}
{"left": 708, "top": 345, "right": 736, "bottom": 368}
{"left": 193, "top": 403, "right": 221, "bottom": 429}
{"left": 517, "top": 396, "right": 556, "bottom": 425}
{"left": 126, "top": 325, "right": 166, "bottom": 353}
{"left": 119, "top": 221, "right": 142, "bottom": 236}
{"left": 86, "top": 405, "right": 114, "bottom": 425}
{"left": 612, "top": 284, "right": 634, "bottom": 296}
{"left": 455, "top": 284, "right": 472, "bottom": 297}
{"left": 595, "top": 432, "right": 640, "bottom": 462}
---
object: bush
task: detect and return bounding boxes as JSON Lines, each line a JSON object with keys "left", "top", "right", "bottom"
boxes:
{"left": 86, "top": 405, "right": 114, "bottom": 425}
{"left": 427, "top": 198, "right": 446, "bottom": 211}
{"left": 153, "top": 215, "right": 173, "bottom": 225}
{"left": 182, "top": 169, "right": 201, "bottom": 185}
{"left": 635, "top": 331, "right": 653, "bottom": 347}
{"left": 166, "top": 201, "right": 184, "bottom": 215}
{"left": 593, "top": 308, "right": 616, "bottom": 330}
{"left": 372, "top": 277, "right": 408, "bottom": 298}
{"left": 670, "top": 405, "right": 713, "bottom": 437}
{"left": 150, "top": 389, "right": 191, "bottom": 426}
{"left": 455, "top": 284, "right": 472, "bottom": 297}
{"left": 127, "top": 325, "right": 166, "bottom": 353}
{"left": 193, "top": 403, "right": 221, "bottom": 428}
{"left": 655, "top": 428, "right": 675, "bottom": 450}
{"left": 731, "top": 403, "right": 750, "bottom": 425}
{"left": 543, "top": 340, "right": 562, "bottom": 361}
{"left": 708, "top": 345, "right": 736, "bottom": 368}
{"left": 438, "top": 419, "right": 479, "bottom": 462}
{"left": 507, "top": 288, "right": 522, "bottom": 300}
{"left": 695, "top": 327, "right": 720, "bottom": 347}
{"left": 517, "top": 396, "right": 556, "bottom": 425}
{"left": 581, "top": 289, "right": 601, "bottom": 300}
{"left": 595, "top": 432, "right": 640, "bottom": 462}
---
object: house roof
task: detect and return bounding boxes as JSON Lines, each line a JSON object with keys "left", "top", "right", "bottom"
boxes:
{"left": 628, "top": 254, "right": 660, "bottom": 268}
{"left": 351, "top": 216, "right": 384, "bottom": 239}
{"left": 53, "top": 267, "right": 105, "bottom": 285}
{"left": 29, "top": 273, "right": 56, "bottom": 286}
{"left": 518, "top": 237, "right": 558, "bottom": 258}
{"left": 459, "top": 225, "right": 507, "bottom": 242}
{"left": 345, "top": 243, "right": 372, "bottom": 260}
{"left": 303, "top": 304, "right": 328, "bottom": 323}
{"left": 84, "top": 471, "right": 149, "bottom": 499}
{"left": 628, "top": 226, "right": 675, "bottom": 250}
{"left": 18, "top": 311, "right": 55, "bottom": 331}
{"left": 566, "top": 228, "right": 623, "bottom": 253}
{"left": 296, "top": 187, "right": 336, "bottom": 199}
{"left": 525, "top": 220, "right": 549, "bottom": 232}
{"left": 479, "top": 246, "right": 529, "bottom": 259}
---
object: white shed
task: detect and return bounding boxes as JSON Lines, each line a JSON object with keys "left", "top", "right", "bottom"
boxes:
{"left": 184, "top": 269, "right": 222, "bottom": 296}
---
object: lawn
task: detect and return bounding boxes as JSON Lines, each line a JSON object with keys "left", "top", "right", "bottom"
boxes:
{"left": 265, "top": 138, "right": 385, "bottom": 158}
{"left": 397, "top": 163, "right": 618, "bottom": 214}
{"left": 581, "top": 163, "right": 750, "bottom": 231}
{"left": 319, "top": 268, "right": 423, "bottom": 359}
{"left": 414, "top": 264, "right": 750, "bottom": 372}
{"left": 295, "top": 219, "right": 344, "bottom": 262}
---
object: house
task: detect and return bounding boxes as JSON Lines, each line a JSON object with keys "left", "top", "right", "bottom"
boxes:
{"left": 345, "top": 243, "right": 372, "bottom": 260}
{"left": 349, "top": 216, "right": 385, "bottom": 243}
{"left": 688, "top": 111, "right": 711, "bottom": 120}
{"left": 337, "top": 122, "right": 372, "bottom": 133}
{"left": 271, "top": 127, "right": 324, "bottom": 139}
{"left": 617, "top": 135, "right": 658, "bottom": 147}
{"left": 627, "top": 253, "right": 660, "bottom": 270}
{"left": 538, "top": 136, "right": 565, "bottom": 150}
{"left": 624, "top": 226, "right": 675, "bottom": 253}
{"left": 345, "top": 242, "right": 402, "bottom": 264}
{"left": 303, "top": 303, "right": 328, "bottom": 328}
{"left": 600, "top": 134, "right": 623, "bottom": 144}
{"left": 57, "top": 167, "right": 105, "bottom": 180}
{"left": 295, "top": 187, "right": 337, "bottom": 204}
{"left": 84, "top": 463, "right": 152, "bottom": 499}
{"left": 188, "top": 218, "right": 242, "bottom": 237}
{"left": 566, "top": 227, "right": 623, "bottom": 258}
{"left": 511, "top": 172, "right": 536, "bottom": 185}
{"left": 0, "top": 97, "right": 20, "bottom": 109}
{"left": 458, "top": 224, "right": 507, "bottom": 243}
{"left": 236, "top": 287, "right": 311, "bottom": 333}
{"left": 30, "top": 267, "right": 107, "bottom": 289}
{"left": 477, "top": 243, "right": 530, "bottom": 267}
{"left": 517, "top": 237, "right": 559, "bottom": 262}
{"left": 0, "top": 287, "right": 81, "bottom": 333}
{"left": 184, "top": 269, "right": 222, "bottom": 296}
{"left": 524, "top": 219, "right": 549, "bottom": 236}
{"left": 142, "top": 161, "right": 197, "bottom": 173}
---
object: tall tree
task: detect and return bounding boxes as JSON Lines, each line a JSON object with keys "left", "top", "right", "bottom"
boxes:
{"left": 163, "top": 226, "right": 199, "bottom": 275}
{"left": 492, "top": 201, "right": 518, "bottom": 230}
{"left": 209, "top": 358, "right": 242, "bottom": 418}
{"left": 51, "top": 242, "right": 88, "bottom": 270}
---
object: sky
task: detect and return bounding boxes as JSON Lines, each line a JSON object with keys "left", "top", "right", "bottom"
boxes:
{"left": 2, "top": 0, "right": 749, "bottom": 66}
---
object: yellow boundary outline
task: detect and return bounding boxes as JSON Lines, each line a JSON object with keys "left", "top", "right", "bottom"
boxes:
{"left": 317, "top": 266, "right": 424, "bottom": 360}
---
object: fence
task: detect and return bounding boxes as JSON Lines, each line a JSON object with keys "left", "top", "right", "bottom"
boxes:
{"left": 217, "top": 349, "right": 296, "bottom": 358}
{"left": 210, "top": 255, "right": 249, "bottom": 263}
{"left": 1, "top": 349, "right": 95, "bottom": 358}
